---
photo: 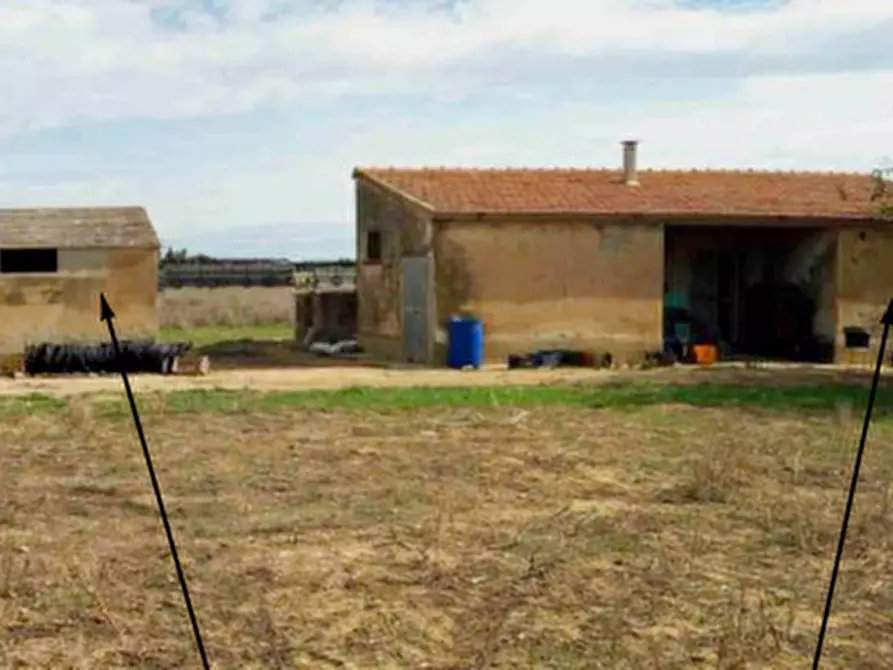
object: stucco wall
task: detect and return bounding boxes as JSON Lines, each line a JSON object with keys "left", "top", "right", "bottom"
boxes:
{"left": 355, "top": 179, "right": 431, "bottom": 356}
{"left": 432, "top": 217, "right": 664, "bottom": 362}
{"left": 782, "top": 231, "right": 836, "bottom": 343}
{"left": 836, "top": 226, "right": 893, "bottom": 361}
{"left": 0, "top": 247, "right": 158, "bottom": 354}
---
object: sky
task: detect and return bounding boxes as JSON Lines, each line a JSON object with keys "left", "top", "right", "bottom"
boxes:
{"left": 0, "top": 0, "right": 891, "bottom": 260}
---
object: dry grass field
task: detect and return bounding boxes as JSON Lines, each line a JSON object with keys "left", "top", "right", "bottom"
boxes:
{"left": 2, "top": 381, "right": 893, "bottom": 669}
{"left": 159, "top": 286, "right": 294, "bottom": 329}
{"left": 158, "top": 286, "right": 296, "bottom": 349}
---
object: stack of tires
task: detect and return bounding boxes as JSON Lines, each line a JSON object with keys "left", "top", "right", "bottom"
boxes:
{"left": 24, "top": 341, "right": 192, "bottom": 375}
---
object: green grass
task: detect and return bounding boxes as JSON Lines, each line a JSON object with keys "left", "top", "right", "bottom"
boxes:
{"left": 0, "top": 393, "right": 68, "bottom": 417}
{"left": 155, "top": 381, "right": 885, "bottom": 415}
{"left": 3, "top": 380, "right": 887, "bottom": 419}
{"left": 159, "top": 323, "right": 294, "bottom": 347}
{"left": 3, "top": 380, "right": 874, "bottom": 419}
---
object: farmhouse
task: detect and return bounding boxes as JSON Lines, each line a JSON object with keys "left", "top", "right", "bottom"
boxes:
{"left": 0, "top": 207, "right": 160, "bottom": 355}
{"left": 352, "top": 142, "right": 892, "bottom": 365}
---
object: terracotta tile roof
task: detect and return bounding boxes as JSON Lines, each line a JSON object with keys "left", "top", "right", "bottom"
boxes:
{"left": 353, "top": 167, "right": 886, "bottom": 220}
{"left": 0, "top": 206, "right": 159, "bottom": 248}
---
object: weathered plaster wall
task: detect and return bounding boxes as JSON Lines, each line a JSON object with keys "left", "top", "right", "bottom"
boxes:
{"left": 782, "top": 232, "right": 836, "bottom": 343}
{"left": 355, "top": 179, "right": 431, "bottom": 357}
{"left": 836, "top": 226, "right": 893, "bottom": 360}
{"left": 432, "top": 217, "right": 664, "bottom": 362}
{"left": 0, "top": 247, "right": 159, "bottom": 354}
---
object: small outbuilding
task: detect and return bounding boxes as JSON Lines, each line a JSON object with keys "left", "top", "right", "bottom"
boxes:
{"left": 352, "top": 141, "right": 892, "bottom": 366}
{"left": 0, "top": 206, "right": 160, "bottom": 354}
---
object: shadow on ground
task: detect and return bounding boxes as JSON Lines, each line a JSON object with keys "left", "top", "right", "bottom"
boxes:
{"left": 193, "top": 338, "right": 393, "bottom": 370}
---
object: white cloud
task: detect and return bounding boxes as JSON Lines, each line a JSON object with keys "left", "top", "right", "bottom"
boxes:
{"left": 13, "top": 65, "right": 885, "bottom": 257}
{"left": 0, "top": 0, "right": 890, "bottom": 257}
{"left": 0, "top": 0, "right": 890, "bottom": 128}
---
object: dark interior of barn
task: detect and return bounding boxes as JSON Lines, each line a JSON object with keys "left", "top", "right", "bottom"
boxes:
{"left": 663, "top": 225, "right": 837, "bottom": 363}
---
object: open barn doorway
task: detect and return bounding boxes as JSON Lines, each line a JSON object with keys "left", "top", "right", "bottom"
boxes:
{"left": 663, "top": 225, "right": 837, "bottom": 363}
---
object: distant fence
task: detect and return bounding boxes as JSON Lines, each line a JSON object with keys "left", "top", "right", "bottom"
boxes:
{"left": 159, "top": 261, "right": 356, "bottom": 290}
{"left": 293, "top": 266, "right": 357, "bottom": 291}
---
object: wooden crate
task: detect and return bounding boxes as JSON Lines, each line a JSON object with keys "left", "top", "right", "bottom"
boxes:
{"left": 0, "top": 353, "right": 24, "bottom": 378}
{"left": 843, "top": 348, "right": 872, "bottom": 367}
{"left": 171, "top": 355, "right": 211, "bottom": 377}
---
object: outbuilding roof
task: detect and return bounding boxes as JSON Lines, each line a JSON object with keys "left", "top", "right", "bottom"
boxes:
{"left": 0, "top": 206, "right": 159, "bottom": 249}
{"left": 353, "top": 167, "right": 887, "bottom": 221}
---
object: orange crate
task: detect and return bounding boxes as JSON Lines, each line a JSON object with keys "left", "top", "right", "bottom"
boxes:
{"left": 692, "top": 344, "right": 718, "bottom": 365}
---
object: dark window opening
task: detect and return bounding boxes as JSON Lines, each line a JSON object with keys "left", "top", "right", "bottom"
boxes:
{"left": 366, "top": 231, "right": 382, "bottom": 263}
{"left": 0, "top": 248, "right": 59, "bottom": 274}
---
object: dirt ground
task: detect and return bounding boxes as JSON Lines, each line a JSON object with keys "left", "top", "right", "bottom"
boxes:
{"left": 2, "top": 401, "right": 892, "bottom": 668}
{"left": 0, "top": 364, "right": 614, "bottom": 397}
{"left": 0, "top": 360, "right": 884, "bottom": 398}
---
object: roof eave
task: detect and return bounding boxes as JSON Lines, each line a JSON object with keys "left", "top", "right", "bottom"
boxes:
{"left": 352, "top": 169, "right": 437, "bottom": 214}
{"left": 431, "top": 210, "right": 886, "bottom": 225}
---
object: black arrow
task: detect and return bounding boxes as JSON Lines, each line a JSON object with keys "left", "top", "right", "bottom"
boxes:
{"left": 812, "top": 298, "right": 893, "bottom": 669}
{"left": 99, "top": 293, "right": 210, "bottom": 669}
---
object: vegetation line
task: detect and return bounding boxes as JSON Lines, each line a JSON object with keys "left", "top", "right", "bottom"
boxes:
{"left": 0, "top": 381, "right": 887, "bottom": 417}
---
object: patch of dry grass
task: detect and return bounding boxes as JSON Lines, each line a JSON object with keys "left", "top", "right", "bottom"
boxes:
{"left": 2, "top": 399, "right": 893, "bottom": 668}
{"left": 159, "top": 287, "right": 294, "bottom": 329}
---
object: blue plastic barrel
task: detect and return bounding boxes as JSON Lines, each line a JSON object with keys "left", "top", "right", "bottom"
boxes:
{"left": 446, "top": 317, "right": 483, "bottom": 369}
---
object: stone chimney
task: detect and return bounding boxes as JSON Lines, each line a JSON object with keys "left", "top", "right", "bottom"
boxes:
{"left": 622, "top": 139, "right": 639, "bottom": 186}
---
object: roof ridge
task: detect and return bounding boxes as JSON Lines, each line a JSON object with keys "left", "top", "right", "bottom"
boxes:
{"left": 0, "top": 206, "right": 158, "bottom": 249}
{"left": 0, "top": 205, "right": 146, "bottom": 212}
{"left": 355, "top": 165, "right": 870, "bottom": 178}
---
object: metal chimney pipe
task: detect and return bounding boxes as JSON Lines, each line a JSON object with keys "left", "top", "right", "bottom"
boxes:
{"left": 622, "top": 139, "right": 639, "bottom": 186}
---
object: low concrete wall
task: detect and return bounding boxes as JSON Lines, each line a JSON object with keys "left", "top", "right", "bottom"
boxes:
{"left": 295, "top": 290, "right": 357, "bottom": 344}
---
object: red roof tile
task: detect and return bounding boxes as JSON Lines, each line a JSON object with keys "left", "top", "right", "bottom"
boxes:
{"left": 353, "top": 167, "right": 886, "bottom": 220}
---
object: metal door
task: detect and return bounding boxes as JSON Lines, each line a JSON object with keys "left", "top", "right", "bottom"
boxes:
{"left": 401, "top": 255, "right": 431, "bottom": 363}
